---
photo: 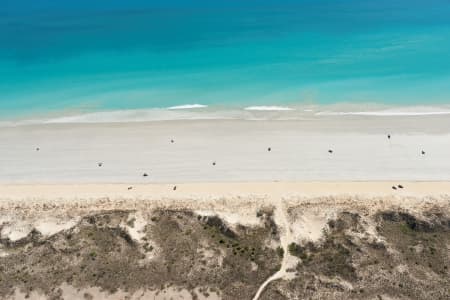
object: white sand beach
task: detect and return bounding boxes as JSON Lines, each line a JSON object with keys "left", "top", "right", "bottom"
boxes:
{"left": 1, "top": 115, "right": 450, "bottom": 183}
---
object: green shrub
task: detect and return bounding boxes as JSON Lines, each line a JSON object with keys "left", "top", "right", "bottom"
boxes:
{"left": 276, "top": 246, "right": 284, "bottom": 258}
{"left": 288, "top": 243, "right": 308, "bottom": 260}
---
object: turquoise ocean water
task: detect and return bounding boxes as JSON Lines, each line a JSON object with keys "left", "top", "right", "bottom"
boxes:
{"left": 1, "top": 0, "right": 450, "bottom": 122}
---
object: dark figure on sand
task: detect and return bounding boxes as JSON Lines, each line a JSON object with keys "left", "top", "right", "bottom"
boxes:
{"left": 328, "top": 149, "right": 333, "bottom": 154}
{"left": 421, "top": 150, "right": 426, "bottom": 155}
{"left": 173, "top": 186, "right": 177, "bottom": 191}
{"left": 387, "top": 134, "right": 391, "bottom": 139}
{"left": 212, "top": 162, "right": 216, "bottom": 166}
{"left": 36, "top": 147, "right": 40, "bottom": 151}
{"left": 143, "top": 173, "right": 148, "bottom": 177}
{"left": 392, "top": 186, "right": 397, "bottom": 190}
{"left": 398, "top": 185, "right": 404, "bottom": 189}
{"left": 171, "top": 139, "right": 174, "bottom": 143}
{"left": 268, "top": 147, "right": 271, "bottom": 152}
{"left": 127, "top": 186, "right": 133, "bottom": 190}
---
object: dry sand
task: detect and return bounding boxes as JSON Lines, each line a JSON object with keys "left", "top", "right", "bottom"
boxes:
{"left": 0, "top": 181, "right": 449, "bottom": 203}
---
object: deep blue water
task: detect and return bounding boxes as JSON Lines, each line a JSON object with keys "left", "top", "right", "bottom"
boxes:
{"left": 1, "top": 0, "right": 450, "bottom": 119}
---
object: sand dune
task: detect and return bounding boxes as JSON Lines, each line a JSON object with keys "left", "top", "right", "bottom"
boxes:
{"left": 0, "top": 182, "right": 449, "bottom": 300}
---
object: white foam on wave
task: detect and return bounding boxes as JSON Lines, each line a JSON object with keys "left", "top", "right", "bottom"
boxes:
{"left": 244, "top": 106, "right": 294, "bottom": 111}
{"left": 167, "top": 104, "right": 207, "bottom": 110}
{"left": 316, "top": 107, "right": 450, "bottom": 117}
{"left": 42, "top": 108, "right": 224, "bottom": 124}
{"left": 44, "top": 110, "right": 153, "bottom": 124}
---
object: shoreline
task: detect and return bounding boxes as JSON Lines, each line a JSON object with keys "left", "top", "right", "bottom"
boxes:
{"left": 3, "top": 113, "right": 450, "bottom": 133}
{"left": 2, "top": 104, "right": 450, "bottom": 127}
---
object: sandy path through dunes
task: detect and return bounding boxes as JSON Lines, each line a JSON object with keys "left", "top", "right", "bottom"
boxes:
{"left": 252, "top": 198, "right": 295, "bottom": 300}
